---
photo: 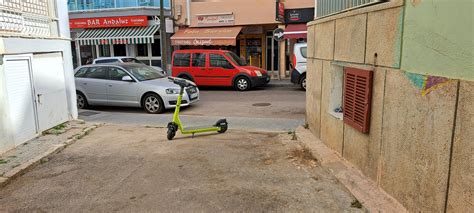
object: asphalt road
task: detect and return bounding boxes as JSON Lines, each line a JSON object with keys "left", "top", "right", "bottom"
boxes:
{"left": 0, "top": 125, "right": 363, "bottom": 212}
{"left": 79, "top": 83, "right": 306, "bottom": 132}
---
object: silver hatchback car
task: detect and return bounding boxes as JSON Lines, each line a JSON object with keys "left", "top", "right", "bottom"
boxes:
{"left": 74, "top": 63, "right": 199, "bottom": 114}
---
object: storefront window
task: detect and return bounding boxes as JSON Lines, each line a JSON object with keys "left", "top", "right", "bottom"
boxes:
{"left": 80, "top": 45, "right": 95, "bottom": 65}
{"left": 114, "top": 44, "right": 126, "bottom": 56}
{"left": 99, "top": 45, "right": 111, "bottom": 57}
{"left": 151, "top": 39, "right": 161, "bottom": 56}
{"left": 137, "top": 44, "right": 148, "bottom": 57}
{"left": 151, "top": 60, "right": 162, "bottom": 67}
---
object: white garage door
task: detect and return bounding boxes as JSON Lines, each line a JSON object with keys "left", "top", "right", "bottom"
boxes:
{"left": 4, "top": 56, "right": 38, "bottom": 145}
{"left": 32, "top": 53, "right": 69, "bottom": 131}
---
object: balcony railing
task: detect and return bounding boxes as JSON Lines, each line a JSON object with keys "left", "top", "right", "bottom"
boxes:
{"left": 316, "top": 0, "right": 385, "bottom": 18}
{"left": 68, "top": 0, "right": 170, "bottom": 12}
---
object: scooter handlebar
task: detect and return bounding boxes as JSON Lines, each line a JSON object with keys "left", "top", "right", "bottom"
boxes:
{"left": 168, "top": 77, "right": 192, "bottom": 88}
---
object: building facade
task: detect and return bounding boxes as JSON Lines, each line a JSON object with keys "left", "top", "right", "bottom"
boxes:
{"left": 68, "top": 0, "right": 172, "bottom": 68}
{"left": 0, "top": 0, "right": 77, "bottom": 154}
{"left": 171, "top": 0, "right": 314, "bottom": 78}
{"left": 306, "top": 0, "right": 473, "bottom": 211}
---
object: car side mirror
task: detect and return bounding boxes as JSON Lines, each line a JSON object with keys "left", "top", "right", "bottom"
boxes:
{"left": 122, "top": 76, "right": 134, "bottom": 82}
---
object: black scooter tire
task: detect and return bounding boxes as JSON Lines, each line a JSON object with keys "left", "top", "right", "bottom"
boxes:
{"left": 218, "top": 125, "right": 228, "bottom": 133}
{"left": 167, "top": 128, "right": 176, "bottom": 140}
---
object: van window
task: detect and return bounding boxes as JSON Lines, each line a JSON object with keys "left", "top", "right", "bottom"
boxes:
{"left": 121, "top": 58, "right": 144, "bottom": 64}
{"left": 300, "top": 47, "right": 307, "bottom": 58}
{"left": 210, "top": 54, "right": 233, "bottom": 69}
{"left": 95, "top": 59, "right": 119, "bottom": 64}
{"left": 225, "top": 52, "right": 246, "bottom": 66}
{"left": 173, "top": 53, "right": 191, "bottom": 67}
{"left": 192, "top": 53, "right": 206, "bottom": 67}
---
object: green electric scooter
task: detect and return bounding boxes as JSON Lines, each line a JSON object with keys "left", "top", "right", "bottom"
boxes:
{"left": 167, "top": 77, "right": 228, "bottom": 140}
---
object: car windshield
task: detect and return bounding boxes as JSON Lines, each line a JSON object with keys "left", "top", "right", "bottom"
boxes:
{"left": 122, "top": 58, "right": 144, "bottom": 64}
{"left": 125, "top": 66, "right": 165, "bottom": 81}
{"left": 225, "top": 52, "right": 247, "bottom": 66}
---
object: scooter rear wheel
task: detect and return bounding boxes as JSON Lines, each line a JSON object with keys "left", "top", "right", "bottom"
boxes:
{"left": 218, "top": 125, "right": 228, "bottom": 133}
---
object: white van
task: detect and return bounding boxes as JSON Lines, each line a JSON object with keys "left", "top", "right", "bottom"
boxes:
{"left": 93, "top": 57, "right": 165, "bottom": 75}
{"left": 290, "top": 43, "right": 307, "bottom": 90}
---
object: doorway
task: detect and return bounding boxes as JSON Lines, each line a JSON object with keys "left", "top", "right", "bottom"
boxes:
{"left": 266, "top": 31, "right": 279, "bottom": 76}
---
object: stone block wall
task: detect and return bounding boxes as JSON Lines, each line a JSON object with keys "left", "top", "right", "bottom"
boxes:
{"left": 306, "top": 1, "right": 473, "bottom": 211}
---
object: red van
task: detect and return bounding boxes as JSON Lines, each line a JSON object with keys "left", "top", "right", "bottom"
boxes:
{"left": 171, "top": 50, "right": 270, "bottom": 91}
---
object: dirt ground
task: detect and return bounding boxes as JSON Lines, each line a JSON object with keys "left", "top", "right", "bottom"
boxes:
{"left": 0, "top": 124, "right": 363, "bottom": 212}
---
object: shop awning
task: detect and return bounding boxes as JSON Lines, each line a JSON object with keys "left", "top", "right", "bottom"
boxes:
{"left": 284, "top": 24, "right": 307, "bottom": 39}
{"left": 76, "top": 25, "right": 160, "bottom": 45}
{"left": 171, "top": 26, "right": 242, "bottom": 46}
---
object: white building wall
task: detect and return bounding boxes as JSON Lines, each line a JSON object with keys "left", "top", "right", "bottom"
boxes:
{"left": 0, "top": 0, "right": 77, "bottom": 153}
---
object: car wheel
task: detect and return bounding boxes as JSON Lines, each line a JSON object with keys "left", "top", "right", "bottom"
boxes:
{"left": 76, "top": 92, "right": 88, "bottom": 109}
{"left": 300, "top": 75, "right": 307, "bottom": 91}
{"left": 234, "top": 76, "right": 250, "bottom": 91}
{"left": 143, "top": 93, "right": 165, "bottom": 114}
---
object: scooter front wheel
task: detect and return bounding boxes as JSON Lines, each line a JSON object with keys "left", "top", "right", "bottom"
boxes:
{"left": 167, "top": 128, "right": 176, "bottom": 140}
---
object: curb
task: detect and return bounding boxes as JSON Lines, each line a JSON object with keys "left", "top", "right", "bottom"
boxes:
{"left": 0, "top": 124, "right": 100, "bottom": 188}
{"left": 295, "top": 126, "right": 407, "bottom": 212}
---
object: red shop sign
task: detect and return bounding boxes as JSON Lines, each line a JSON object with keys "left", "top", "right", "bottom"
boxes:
{"left": 69, "top": 16, "right": 148, "bottom": 29}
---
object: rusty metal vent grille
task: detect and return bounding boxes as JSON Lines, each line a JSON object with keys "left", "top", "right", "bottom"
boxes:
{"left": 343, "top": 67, "right": 373, "bottom": 133}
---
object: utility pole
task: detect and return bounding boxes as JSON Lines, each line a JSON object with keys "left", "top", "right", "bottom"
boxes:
{"left": 159, "top": 0, "right": 167, "bottom": 73}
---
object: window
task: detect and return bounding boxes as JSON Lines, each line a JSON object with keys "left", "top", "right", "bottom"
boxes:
{"left": 343, "top": 67, "right": 373, "bottom": 133}
{"left": 192, "top": 53, "right": 206, "bottom": 67}
{"left": 301, "top": 47, "right": 307, "bottom": 58}
{"left": 113, "top": 44, "right": 127, "bottom": 56}
{"left": 225, "top": 52, "right": 246, "bottom": 66}
{"left": 85, "top": 67, "right": 108, "bottom": 79}
{"left": 95, "top": 59, "right": 119, "bottom": 64}
{"left": 99, "top": 45, "right": 111, "bottom": 57}
{"left": 151, "top": 60, "right": 162, "bottom": 67}
{"left": 173, "top": 53, "right": 190, "bottom": 67}
{"left": 121, "top": 58, "right": 144, "bottom": 64}
{"left": 109, "top": 67, "right": 130, "bottom": 81}
{"left": 75, "top": 67, "right": 88, "bottom": 77}
{"left": 210, "top": 54, "right": 234, "bottom": 69}
{"left": 137, "top": 44, "right": 148, "bottom": 57}
{"left": 125, "top": 66, "right": 165, "bottom": 81}
{"left": 316, "top": 0, "right": 385, "bottom": 18}
{"left": 328, "top": 64, "right": 344, "bottom": 120}
{"left": 151, "top": 39, "right": 161, "bottom": 56}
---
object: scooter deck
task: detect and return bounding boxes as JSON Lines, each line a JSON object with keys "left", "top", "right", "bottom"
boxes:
{"left": 183, "top": 125, "right": 219, "bottom": 132}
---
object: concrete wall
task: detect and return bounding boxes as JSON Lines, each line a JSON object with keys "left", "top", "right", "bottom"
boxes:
{"left": 447, "top": 81, "right": 474, "bottom": 212}
{"left": 306, "top": 0, "right": 473, "bottom": 211}
{"left": 401, "top": 0, "right": 474, "bottom": 80}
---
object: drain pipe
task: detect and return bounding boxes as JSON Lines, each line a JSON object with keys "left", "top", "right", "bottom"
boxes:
{"left": 186, "top": 0, "right": 191, "bottom": 25}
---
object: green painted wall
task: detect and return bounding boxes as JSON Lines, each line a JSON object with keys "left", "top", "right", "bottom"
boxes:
{"left": 401, "top": 0, "right": 473, "bottom": 80}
